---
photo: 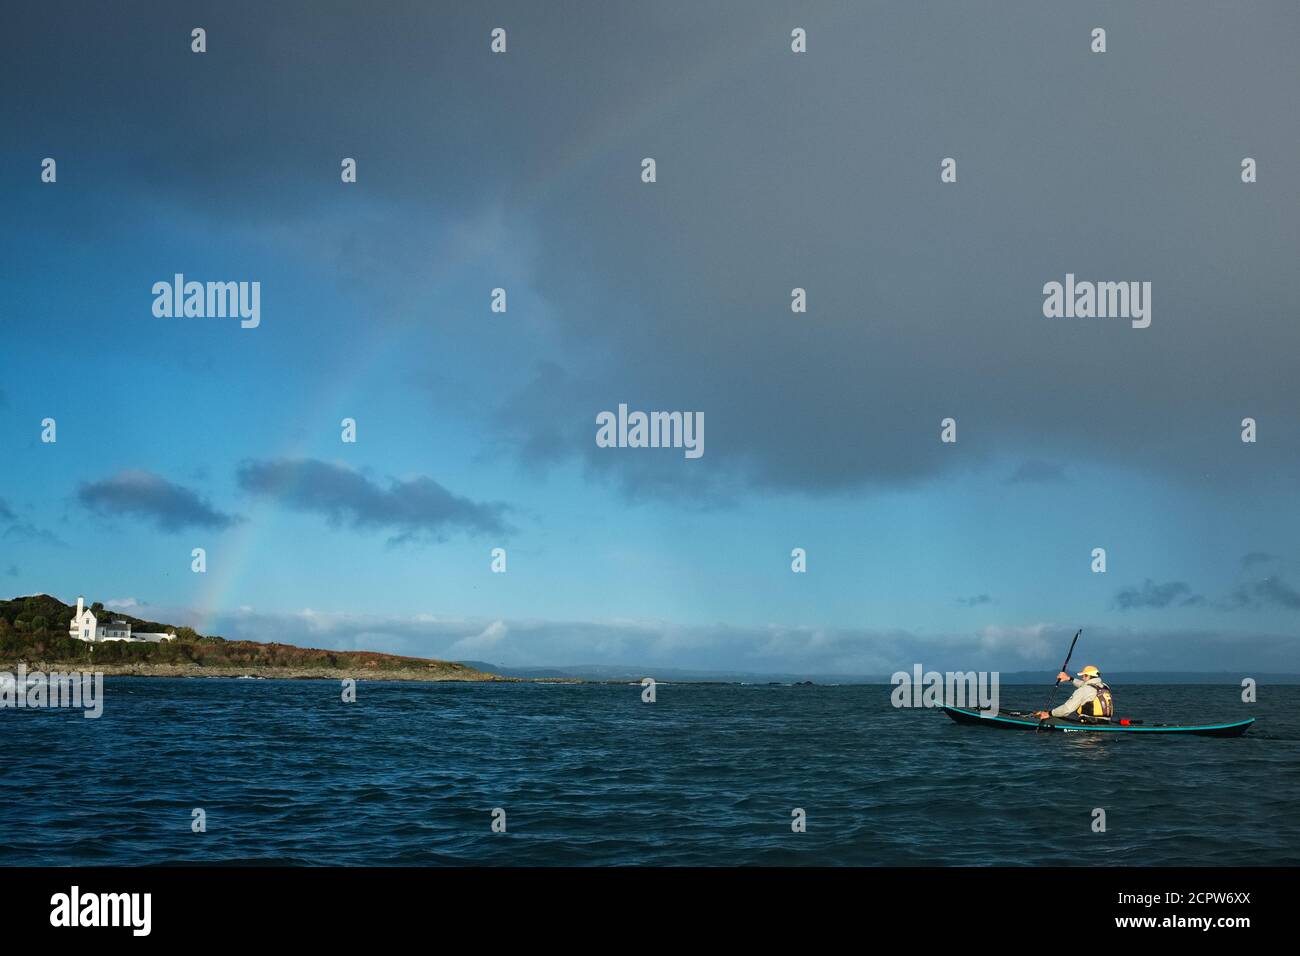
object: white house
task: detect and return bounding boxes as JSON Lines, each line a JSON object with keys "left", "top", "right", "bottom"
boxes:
{"left": 69, "top": 596, "right": 177, "bottom": 644}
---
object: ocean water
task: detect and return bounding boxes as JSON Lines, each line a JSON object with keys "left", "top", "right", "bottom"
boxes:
{"left": 2, "top": 678, "right": 1297, "bottom": 866}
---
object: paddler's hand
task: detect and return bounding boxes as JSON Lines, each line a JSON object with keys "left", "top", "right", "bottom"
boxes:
{"left": 1056, "top": 671, "right": 1072, "bottom": 683}
{"left": 1033, "top": 711, "right": 1051, "bottom": 720}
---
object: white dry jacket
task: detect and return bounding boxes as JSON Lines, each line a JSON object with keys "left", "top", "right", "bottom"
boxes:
{"left": 1050, "top": 676, "right": 1108, "bottom": 719}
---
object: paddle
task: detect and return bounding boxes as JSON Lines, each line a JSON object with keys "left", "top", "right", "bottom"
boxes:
{"left": 1037, "top": 629, "right": 1082, "bottom": 729}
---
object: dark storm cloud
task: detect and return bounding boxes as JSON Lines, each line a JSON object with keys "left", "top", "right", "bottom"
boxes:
{"left": 1251, "top": 578, "right": 1300, "bottom": 609}
{"left": 1113, "top": 579, "right": 1205, "bottom": 610}
{"left": 78, "top": 471, "right": 239, "bottom": 531}
{"left": 2, "top": 2, "right": 710, "bottom": 221}
{"left": 1116, "top": 573, "right": 1300, "bottom": 613}
{"left": 236, "top": 458, "right": 510, "bottom": 541}
{"left": 6, "top": 2, "right": 1299, "bottom": 505}
{"left": 1, "top": 523, "right": 67, "bottom": 548}
{"left": 502, "top": 2, "right": 1300, "bottom": 502}
{"left": 0, "top": 497, "right": 66, "bottom": 547}
{"left": 1225, "top": 576, "right": 1300, "bottom": 611}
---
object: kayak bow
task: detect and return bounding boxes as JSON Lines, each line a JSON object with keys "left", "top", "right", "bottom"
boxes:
{"left": 942, "top": 705, "right": 1254, "bottom": 738}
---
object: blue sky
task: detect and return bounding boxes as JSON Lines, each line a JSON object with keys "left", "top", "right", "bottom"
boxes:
{"left": 2, "top": 2, "right": 1298, "bottom": 674}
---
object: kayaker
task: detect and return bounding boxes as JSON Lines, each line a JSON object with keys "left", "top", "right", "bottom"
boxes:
{"left": 1033, "top": 665, "right": 1114, "bottom": 721}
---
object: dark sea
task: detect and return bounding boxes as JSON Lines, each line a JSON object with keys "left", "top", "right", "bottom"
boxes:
{"left": 2, "top": 679, "right": 1297, "bottom": 866}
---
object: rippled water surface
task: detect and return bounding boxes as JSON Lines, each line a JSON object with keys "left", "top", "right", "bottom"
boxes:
{"left": 2, "top": 679, "right": 1297, "bottom": 865}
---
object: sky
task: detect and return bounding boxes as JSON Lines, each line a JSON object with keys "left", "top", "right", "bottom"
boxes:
{"left": 2, "top": 2, "right": 1298, "bottom": 675}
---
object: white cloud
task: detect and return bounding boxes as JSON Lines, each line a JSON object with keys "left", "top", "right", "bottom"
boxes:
{"left": 447, "top": 620, "right": 509, "bottom": 656}
{"left": 181, "top": 608, "right": 1300, "bottom": 675}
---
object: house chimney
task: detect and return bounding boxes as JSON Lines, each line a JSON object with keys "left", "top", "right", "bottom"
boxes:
{"left": 76, "top": 596, "right": 84, "bottom": 619}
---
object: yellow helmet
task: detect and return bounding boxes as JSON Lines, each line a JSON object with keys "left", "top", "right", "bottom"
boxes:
{"left": 1078, "top": 665, "right": 1101, "bottom": 678}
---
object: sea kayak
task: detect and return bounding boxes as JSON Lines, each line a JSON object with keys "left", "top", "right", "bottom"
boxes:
{"left": 942, "top": 705, "right": 1254, "bottom": 737}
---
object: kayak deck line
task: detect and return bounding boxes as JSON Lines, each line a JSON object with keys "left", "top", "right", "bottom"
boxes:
{"left": 941, "top": 705, "right": 1255, "bottom": 737}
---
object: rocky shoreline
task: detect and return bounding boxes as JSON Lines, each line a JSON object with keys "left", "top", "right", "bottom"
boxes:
{"left": 1, "top": 659, "right": 512, "bottom": 682}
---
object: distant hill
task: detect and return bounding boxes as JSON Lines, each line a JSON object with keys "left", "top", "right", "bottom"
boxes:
{"left": 1, "top": 594, "right": 494, "bottom": 680}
